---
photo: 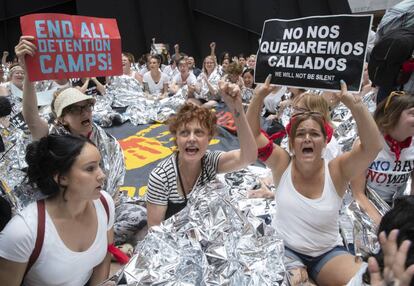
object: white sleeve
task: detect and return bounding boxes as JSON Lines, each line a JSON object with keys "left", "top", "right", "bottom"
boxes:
{"left": 162, "top": 73, "right": 170, "bottom": 84}
{"left": 100, "top": 191, "right": 115, "bottom": 230}
{"left": 142, "top": 72, "right": 149, "bottom": 83}
{"left": 0, "top": 214, "right": 35, "bottom": 263}
{"left": 171, "top": 74, "right": 179, "bottom": 85}
{"left": 188, "top": 73, "right": 197, "bottom": 85}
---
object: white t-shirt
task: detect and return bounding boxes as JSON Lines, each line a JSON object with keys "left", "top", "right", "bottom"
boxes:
{"left": 172, "top": 72, "right": 197, "bottom": 87}
{"left": 143, "top": 71, "right": 169, "bottom": 95}
{"left": 366, "top": 136, "right": 414, "bottom": 203}
{"left": 163, "top": 65, "right": 179, "bottom": 81}
{"left": 0, "top": 191, "right": 115, "bottom": 286}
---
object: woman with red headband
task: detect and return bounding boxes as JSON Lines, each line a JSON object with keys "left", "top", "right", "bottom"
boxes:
{"left": 246, "top": 76, "right": 382, "bottom": 285}
{"left": 351, "top": 91, "right": 414, "bottom": 225}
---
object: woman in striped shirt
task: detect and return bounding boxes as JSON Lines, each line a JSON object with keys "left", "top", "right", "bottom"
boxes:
{"left": 146, "top": 81, "right": 257, "bottom": 227}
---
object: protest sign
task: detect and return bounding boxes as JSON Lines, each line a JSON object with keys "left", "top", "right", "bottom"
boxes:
{"left": 255, "top": 15, "right": 372, "bottom": 91}
{"left": 20, "top": 13, "right": 122, "bottom": 81}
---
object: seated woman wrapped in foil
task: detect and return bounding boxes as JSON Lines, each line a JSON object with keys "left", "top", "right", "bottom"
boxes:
{"left": 146, "top": 80, "right": 258, "bottom": 227}
{"left": 246, "top": 75, "right": 382, "bottom": 285}
{"left": 190, "top": 55, "right": 221, "bottom": 109}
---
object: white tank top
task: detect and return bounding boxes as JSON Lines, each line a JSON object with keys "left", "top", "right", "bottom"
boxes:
{"left": 275, "top": 160, "right": 343, "bottom": 257}
{"left": 366, "top": 137, "right": 414, "bottom": 203}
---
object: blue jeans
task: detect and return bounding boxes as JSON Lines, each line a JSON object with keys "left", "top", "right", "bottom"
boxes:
{"left": 285, "top": 245, "right": 350, "bottom": 281}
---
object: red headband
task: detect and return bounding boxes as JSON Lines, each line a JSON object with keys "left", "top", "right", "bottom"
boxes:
{"left": 285, "top": 117, "right": 333, "bottom": 143}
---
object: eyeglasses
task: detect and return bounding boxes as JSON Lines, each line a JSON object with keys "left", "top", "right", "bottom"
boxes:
{"left": 66, "top": 102, "right": 94, "bottom": 115}
{"left": 384, "top": 91, "right": 406, "bottom": 111}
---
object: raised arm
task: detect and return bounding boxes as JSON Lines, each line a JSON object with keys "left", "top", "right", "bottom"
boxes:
{"left": 209, "top": 42, "right": 217, "bottom": 63}
{"left": 333, "top": 81, "right": 382, "bottom": 187}
{"left": 91, "top": 77, "right": 106, "bottom": 95}
{"left": 76, "top": 78, "right": 90, "bottom": 94}
{"left": 246, "top": 76, "right": 288, "bottom": 171}
{"left": 350, "top": 148, "right": 383, "bottom": 225}
{"left": 216, "top": 81, "right": 257, "bottom": 173}
{"left": 1, "top": 51, "right": 8, "bottom": 67}
{"left": 15, "top": 36, "right": 49, "bottom": 140}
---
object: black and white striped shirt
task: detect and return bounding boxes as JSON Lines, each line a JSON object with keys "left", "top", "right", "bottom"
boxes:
{"left": 146, "top": 151, "right": 223, "bottom": 205}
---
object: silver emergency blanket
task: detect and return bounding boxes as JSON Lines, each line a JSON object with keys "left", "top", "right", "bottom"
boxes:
{"left": 107, "top": 75, "right": 144, "bottom": 108}
{"left": 92, "top": 76, "right": 143, "bottom": 127}
{"left": 340, "top": 186, "right": 390, "bottom": 260}
{"left": 195, "top": 69, "right": 221, "bottom": 101}
{"left": 0, "top": 179, "right": 21, "bottom": 215}
{"left": 332, "top": 90, "right": 376, "bottom": 152}
{"left": 0, "top": 125, "right": 30, "bottom": 212}
{"left": 106, "top": 175, "right": 287, "bottom": 286}
{"left": 92, "top": 75, "right": 186, "bottom": 126}
{"left": 123, "top": 88, "right": 186, "bottom": 125}
{"left": 50, "top": 122, "right": 125, "bottom": 196}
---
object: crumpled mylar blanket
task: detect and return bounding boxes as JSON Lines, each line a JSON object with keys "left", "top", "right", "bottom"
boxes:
{"left": 340, "top": 186, "right": 390, "bottom": 260}
{"left": 123, "top": 87, "right": 186, "bottom": 125}
{"left": 93, "top": 76, "right": 186, "bottom": 127}
{"left": 332, "top": 90, "right": 376, "bottom": 152}
{"left": 0, "top": 124, "right": 32, "bottom": 212}
{"left": 104, "top": 175, "right": 288, "bottom": 286}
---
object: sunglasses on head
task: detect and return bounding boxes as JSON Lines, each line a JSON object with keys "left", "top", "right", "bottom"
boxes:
{"left": 291, "top": 111, "right": 324, "bottom": 119}
{"left": 384, "top": 91, "right": 406, "bottom": 111}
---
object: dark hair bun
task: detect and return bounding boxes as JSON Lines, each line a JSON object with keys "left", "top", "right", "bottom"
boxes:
{"left": 25, "top": 134, "right": 90, "bottom": 196}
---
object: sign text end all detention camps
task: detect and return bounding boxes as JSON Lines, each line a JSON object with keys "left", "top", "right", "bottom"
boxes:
{"left": 255, "top": 15, "right": 373, "bottom": 92}
{"left": 20, "top": 13, "right": 122, "bottom": 81}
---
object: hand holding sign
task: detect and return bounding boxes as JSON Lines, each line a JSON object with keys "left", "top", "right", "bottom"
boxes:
{"left": 20, "top": 13, "right": 122, "bottom": 81}
{"left": 255, "top": 15, "right": 372, "bottom": 91}
{"left": 336, "top": 80, "right": 363, "bottom": 107}
{"left": 15, "top": 36, "right": 37, "bottom": 70}
{"left": 254, "top": 75, "right": 279, "bottom": 99}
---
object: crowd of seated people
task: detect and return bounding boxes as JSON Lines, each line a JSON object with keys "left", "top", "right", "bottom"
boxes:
{"left": 1, "top": 9, "right": 414, "bottom": 284}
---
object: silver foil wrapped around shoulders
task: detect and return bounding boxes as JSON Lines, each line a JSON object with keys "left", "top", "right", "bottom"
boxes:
{"left": 108, "top": 177, "right": 287, "bottom": 286}
{"left": 107, "top": 75, "right": 144, "bottom": 108}
{"left": 50, "top": 122, "right": 125, "bottom": 196}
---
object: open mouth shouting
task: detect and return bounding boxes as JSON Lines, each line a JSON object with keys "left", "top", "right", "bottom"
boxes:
{"left": 81, "top": 118, "right": 92, "bottom": 127}
{"left": 185, "top": 146, "right": 199, "bottom": 156}
{"left": 301, "top": 146, "right": 315, "bottom": 158}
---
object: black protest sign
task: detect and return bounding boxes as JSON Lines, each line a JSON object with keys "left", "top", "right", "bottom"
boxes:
{"left": 255, "top": 15, "right": 372, "bottom": 91}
